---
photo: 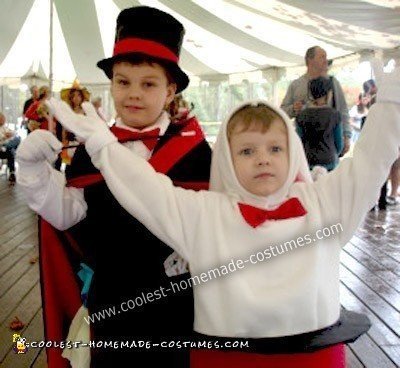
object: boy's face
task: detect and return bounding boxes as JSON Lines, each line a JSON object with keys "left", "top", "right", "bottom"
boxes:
{"left": 0, "top": 114, "right": 5, "bottom": 126}
{"left": 229, "top": 119, "right": 289, "bottom": 197}
{"left": 111, "top": 62, "right": 176, "bottom": 129}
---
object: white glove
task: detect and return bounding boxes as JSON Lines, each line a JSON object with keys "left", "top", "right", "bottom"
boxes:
{"left": 16, "top": 129, "right": 62, "bottom": 166}
{"left": 371, "top": 58, "right": 400, "bottom": 104}
{"left": 46, "top": 98, "right": 116, "bottom": 156}
{"left": 310, "top": 165, "right": 328, "bottom": 182}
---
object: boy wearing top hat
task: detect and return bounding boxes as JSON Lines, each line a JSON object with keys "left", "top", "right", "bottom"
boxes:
{"left": 17, "top": 6, "right": 212, "bottom": 368}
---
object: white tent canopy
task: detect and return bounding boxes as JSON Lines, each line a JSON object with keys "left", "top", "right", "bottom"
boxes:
{"left": 1, "top": 0, "right": 400, "bottom": 88}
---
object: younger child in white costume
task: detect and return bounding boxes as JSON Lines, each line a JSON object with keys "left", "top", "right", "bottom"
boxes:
{"left": 46, "top": 63, "right": 399, "bottom": 367}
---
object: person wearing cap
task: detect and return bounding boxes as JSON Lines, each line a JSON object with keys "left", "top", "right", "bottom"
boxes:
{"left": 16, "top": 6, "right": 212, "bottom": 368}
{"left": 281, "top": 46, "right": 352, "bottom": 155}
{"left": 296, "top": 76, "right": 344, "bottom": 171}
{"left": 57, "top": 80, "right": 91, "bottom": 166}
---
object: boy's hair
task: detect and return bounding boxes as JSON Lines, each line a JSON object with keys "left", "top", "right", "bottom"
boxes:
{"left": 227, "top": 104, "right": 285, "bottom": 141}
{"left": 309, "top": 77, "right": 332, "bottom": 100}
{"left": 112, "top": 55, "right": 175, "bottom": 85}
{"left": 363, "top": 79, "right": 376, "bottom": 94}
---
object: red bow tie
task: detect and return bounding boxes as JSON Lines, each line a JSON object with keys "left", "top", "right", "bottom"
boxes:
{"left": 110, "top": 126, "right": 161, "bottom": 151}
{"left": 238, "top": 198, "right": 307, "bottom": 228}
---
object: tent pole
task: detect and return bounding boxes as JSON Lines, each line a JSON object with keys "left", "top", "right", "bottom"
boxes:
{"left": 49, "top": 0, "right": 54, "bottom": 93}
{"left": 1, "top": 85, "right": 4, "bottom": 112}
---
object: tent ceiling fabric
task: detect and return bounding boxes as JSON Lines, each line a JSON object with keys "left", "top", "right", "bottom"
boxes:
{"left": 0, "top": 0, "right": 399, "bottom": 86}
{"left": 0, "top": 0, "right": 35, "bottom": 63}
{"left": 279, "top": 0, "right": 400, "bottom": 35}
{"left": 158, "top": 0, "right": 304, "bottom": 64}
{"left": 54, "top": 0, "right": 108, "bottom": 84}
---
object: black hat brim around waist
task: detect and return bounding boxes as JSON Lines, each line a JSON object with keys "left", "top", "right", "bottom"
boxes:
{"left": 97, "top": 53, "right": 189, "bottom": 93}
{"left": 193, "top": 309, "right": 371, "bottom": 354}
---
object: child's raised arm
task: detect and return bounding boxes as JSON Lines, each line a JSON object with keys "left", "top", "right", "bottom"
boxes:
{"left": 16, "top": 130, "right": 88, "bottom": 230}
{"left": 310, "top": 62, "right": 400, "bottom": 245}
{"left": 47, "top": 99, "right": 209, "bottom": 261}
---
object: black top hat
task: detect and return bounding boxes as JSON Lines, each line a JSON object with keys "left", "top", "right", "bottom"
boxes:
{"left": 97, "top": 6, "right": 189, "bottom": 93}
{"left": 309, "top": 77, "right": 333, "bottom": 100}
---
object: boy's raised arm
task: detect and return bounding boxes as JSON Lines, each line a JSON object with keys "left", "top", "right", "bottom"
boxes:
{"left": 16, "top": 130, "right": 88, "bottom": 230}
{"left": 312, "top": 62, "right": 400, "bottom": 245}
{"left": 47, "top": 100, "right": 205, "bottom": 261}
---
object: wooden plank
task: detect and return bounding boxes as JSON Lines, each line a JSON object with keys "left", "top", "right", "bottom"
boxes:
{"left": 0, "top": 217, "right": 37, "bottom": 245}
{"left": 341, "top": 284, "right": 400, "bottom": 366}
{"left": 0, "top": 283, "right": 42, "bottom": 362}
{"left": 340, "top": 283, "right": 400, "bottom": 346}
{"left": 350, "top": 237, "right": 400, "bottom": 276}
{"left": 353, "top": 226, "right": 400, "bottom": 262}
{"left": 0, "top": 204, "right": 32, "bottom": 224}
{"left": 379, "top": 346, "right": 400, "bottom": 368}
{"left": 0, "top": 189, "right": 29, "bottom": 205}
{"left": 346, "top": 346, "right": 365, "bottom": 368}
{"left": 340, "top": 251, "right": 400, "bottom": 312}
{"left": 0, "top": 226, "right": 38, "bottom": 261}
{"left": 344, "top": 242, "right": 400, "bottom": 293}
{"left": 0, "top": 184, "right": 25, "bottom": 198}
{"left": 344, "top": 242, "right": 389, "bottom": 273}
{"left": 31, "top": 348, "right": 47, "bottom": 368}
{"left": 0, "top": 190, "right": 32, "bottom": 209}
{"left": 0, "top": 232, "right": 38, "bottom": 277}
{"left": 0, "top": 264, "right": 40, "bottom": 324}
{"left": 373, "top": 269, "right": 400, "bottom": 293}
{"left": 348, "top": 334, "right": 397, "bottom": 368}
{"left": 0, "top": 246, "right": 39, "bottom": 298}
{"left": 1, "top": 309, "right": 44, "bottom": 368}
{"left": 0, "top": 211, "right": 36, "bottom": 236}
{"left": 340, "top": 265, "right": 400, "bottom": 335}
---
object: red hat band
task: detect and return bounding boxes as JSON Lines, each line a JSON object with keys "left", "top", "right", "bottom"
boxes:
{"left": 113, "top": 38, "right": 179, "bottom": 64}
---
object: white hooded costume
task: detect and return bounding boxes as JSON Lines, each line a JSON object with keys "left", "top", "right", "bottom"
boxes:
{"left": 72, "top": 96, "right": 399, "bottom": 340}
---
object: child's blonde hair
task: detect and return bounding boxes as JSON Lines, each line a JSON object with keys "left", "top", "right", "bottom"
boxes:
{"left": 227, "top": 104, "right": 285, "bottom": 141}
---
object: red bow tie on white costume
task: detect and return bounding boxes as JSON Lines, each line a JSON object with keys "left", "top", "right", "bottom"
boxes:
{"left": 110, "top": 126, "right": 161, "bottom": 151}
{"left": 238, "top": 198, "right": 307, "bottom": 228}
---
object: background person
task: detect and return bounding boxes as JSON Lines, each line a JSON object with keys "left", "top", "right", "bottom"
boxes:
{"left": 281, "top": 46, "right": 352, "bottom": 155}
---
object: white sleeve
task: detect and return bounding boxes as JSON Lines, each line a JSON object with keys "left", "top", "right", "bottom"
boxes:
{"left": 86, "top": 134, "right": 207, "bottom": 262}
{"left": 312, "top": 101, "right": 400, "bottom": 244}
{"left": 17, "top": 161, "right": 88, "bottom": 230}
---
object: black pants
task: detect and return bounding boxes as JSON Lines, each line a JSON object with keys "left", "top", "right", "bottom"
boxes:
{"left": 378, "top": 181, "right": 388, "bottom": 208}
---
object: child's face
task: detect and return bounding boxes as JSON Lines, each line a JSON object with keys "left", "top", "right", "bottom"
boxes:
{"left": 71, "top": 91, "right": 83, "bottom": 108}
{"left": 229, "top": 119, "right": 289, "bottom": 197}
{"left": 0, "top": 114, "right": 5, "bottom": 126}
{"left": 111, "top": 62, "right": 176, "bottom": 129}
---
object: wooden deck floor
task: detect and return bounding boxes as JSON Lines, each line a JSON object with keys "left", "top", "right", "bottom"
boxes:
{"left": 0, "top": 178, "right": 400, "bottom": 367}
